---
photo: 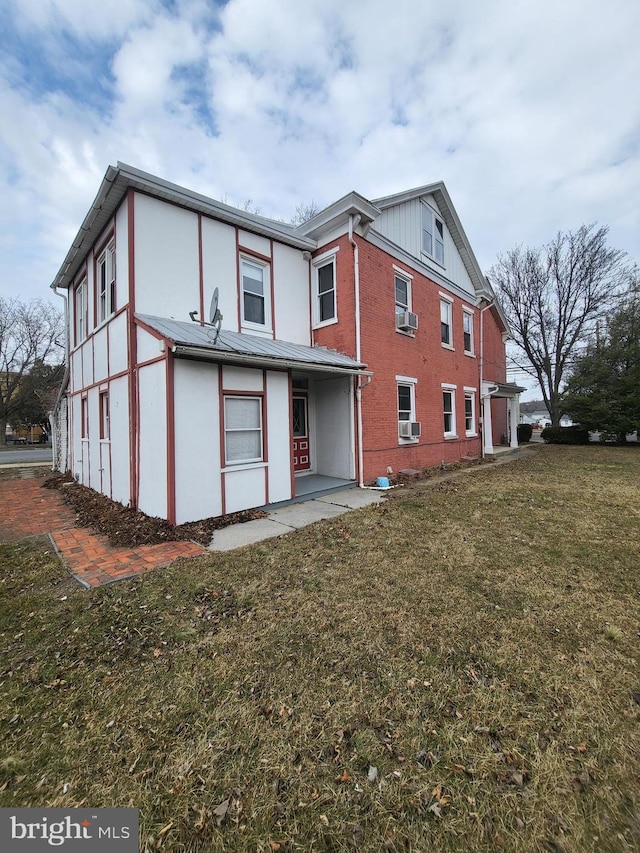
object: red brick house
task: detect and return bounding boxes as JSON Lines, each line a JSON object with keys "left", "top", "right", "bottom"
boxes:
{"left": 50, "top": 164, "right": 521, "bottom": 523}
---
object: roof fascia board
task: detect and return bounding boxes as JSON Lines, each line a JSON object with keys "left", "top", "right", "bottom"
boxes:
{"left": 294, "top": 191, "right": 380, "bottom": 240}
{"left": 171, "top": 344, "right": 368, "bottom": 375}
{"left": 372, "top": 182, "right": 444, "bottom": 209}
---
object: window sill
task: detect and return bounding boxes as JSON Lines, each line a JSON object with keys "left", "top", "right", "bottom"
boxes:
{"left": 222, "top": 461, "right": 267, "bottom": 473}
{"left": 395, "top": 328, "right": 416, "bottom": 337}
{"left": 465, "top": 432, "right": 478, "bottom": 438}
{"left": 464, "top": 351, "right": 476, "bottom": 358}
{"left": 444, "top": 434, "right": 459, "bottom": 440}
{"left": 421, "top": 252, "right": 446, "bottom": 270}
{"left": 441, "top": 342, "right": 455, "bottom": 351}
{"left": 398, "top": 438, "right": 419, "bottom": 444}
{"left": 313, "top": 317, "right": 338, "bottom": 330}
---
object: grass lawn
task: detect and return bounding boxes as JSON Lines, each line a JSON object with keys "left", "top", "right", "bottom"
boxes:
{"left": 1, "top": 445, "right": 639, "bottom": 852}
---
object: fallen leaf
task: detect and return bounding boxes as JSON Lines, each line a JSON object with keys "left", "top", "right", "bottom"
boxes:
{"left": 335, "top": 769, "right": 351, "bottom": 783}
{"left": 367, "top": 766, "right": 378, "bottom": 783}
{"left": 213, "top": 798, "right": 230, "bottom": 826}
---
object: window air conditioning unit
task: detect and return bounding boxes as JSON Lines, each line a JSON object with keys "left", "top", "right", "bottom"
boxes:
{"left": 399, "top": 421, "right": 421, "bottom": 438}
{"left": 396, "top": 311, "right": 418, "bottom": 331}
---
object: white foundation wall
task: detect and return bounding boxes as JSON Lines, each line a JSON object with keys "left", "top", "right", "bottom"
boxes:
{"left": 273, "top": 243, "right": 311, "bottom": 345}
{"left": 313, "top": 376, "right": 354, "bottom": 479}
{"left": 224, "top": 467, "right": 266, "bottom": 514}
{"left": 134, "top": 193, "right": 200, "bottom": 319}
{"left": 109, "top": 376, "right": 130, "bottom": 506}
{"left": 137, "top": 360, "right": 167, "bottom": 519}
{"left": 266, "top": 371, "right": 292, "bottom": 503}
{"left": 173, "top": 360, "right": 222, "bottom": 524}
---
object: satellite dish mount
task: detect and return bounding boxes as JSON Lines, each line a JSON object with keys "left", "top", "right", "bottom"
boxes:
{"left": 188, "top": 287, "right": 223, "bottom": 343}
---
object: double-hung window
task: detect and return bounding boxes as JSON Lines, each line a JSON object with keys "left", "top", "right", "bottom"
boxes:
{"left": 312, "top": 249, "right": 338, "bottom": 327}
{"left": 421, "top": 204, "right": 444, "bottom": 264}
{"left": 241, "top": 259, "right": 270, "bottom": 329}
{"left": 464, "top": 388, "right": 477, "bottom": 436}
{"left": 440, "top": 296, "right": 453, "bottom": 347}
{"left": 74, "top": 278, "right": 88, "bottom": 344}
{"left": 397, "top": 376, "right": 418, "bottom": 441}
{"left": 99, "top": 391, "right": 110, "bottom": 440}
{"left": 224, "top": 396, "right": 263, "bottom": 464}
{"left": 463, "top": 309, "right": 474, "bottom": 355}
{"left": 442, "top": 384, "right": 457, "bottom": 438}
{"left": 96, "top": 241, "right": 116, "bottom": 324}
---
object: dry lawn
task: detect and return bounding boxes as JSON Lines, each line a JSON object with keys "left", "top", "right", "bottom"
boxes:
{"left": 1, "top": 445, "right": 639, "bottom": 852}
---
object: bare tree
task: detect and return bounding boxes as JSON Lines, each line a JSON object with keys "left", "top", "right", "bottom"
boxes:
{"left": 489, "top": 224, "right": 630, "bottom": 427}
{"left": 0, "top": 298, "right": 64, "bottom": 445}
{"left": 290, "top": 200, "right": 321, "bottom": 227}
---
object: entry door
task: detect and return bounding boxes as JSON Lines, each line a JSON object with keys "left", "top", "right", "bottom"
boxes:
{"left": 292, "top": 394, "right": 311, "bottom": 472}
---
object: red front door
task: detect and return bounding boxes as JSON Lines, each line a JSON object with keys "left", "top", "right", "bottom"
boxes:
{"left": 292, "top": 394, "right": 311, "bottom": 472}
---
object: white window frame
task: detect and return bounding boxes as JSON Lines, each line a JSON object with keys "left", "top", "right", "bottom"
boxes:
{"left": 74, "top": 277, "right": 88, "bottom": 345}
{"left": 440, "top": 295, "right": 454, "bottom": 349}
{"left": 396, "top": 375, "right": 418, "bottom": 443}
{"left": 421, "top": 203, "right": 445, "bottom": 265}
{"left": 99, "top": 390, "right": 110, "bottom": 440}
{"left": 463, "top": 309, "right": 475, "bottom": 355}
{"left": 394, "top": 267, "right": 413, "bottom": 329}
{"left": 442, "top": 383, "right": 457, "bottom": 439}
{"left": 240, "top": 257, "right": 271, "bottom": 331}
{"left": 312, "top": 248, "right": 338, "bottom": 328}
{"left": 464, "top": 387, "right": 477, "bottom": 437}
{"left": 96, "top": 241, "right": 116, "bottom": 325}
{"left": 224, "top": 395, "right": 263, "bottom": 465}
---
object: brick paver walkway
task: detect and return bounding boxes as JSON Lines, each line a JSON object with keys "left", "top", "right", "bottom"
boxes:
{"left": 0, "top": 472, "right": 204, "bottom": 587}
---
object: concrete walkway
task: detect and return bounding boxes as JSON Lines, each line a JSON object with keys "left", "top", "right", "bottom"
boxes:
{"left": 209, "top": 488, "right": 387, "bottom": 551}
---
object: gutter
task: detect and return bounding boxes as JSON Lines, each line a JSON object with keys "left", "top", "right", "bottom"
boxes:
{"left": 171, "top": 344, "right": 369, "bottom": 377}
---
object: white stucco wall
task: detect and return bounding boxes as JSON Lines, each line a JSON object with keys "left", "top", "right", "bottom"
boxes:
{"left": 109, "top": 375, "right": 130, "bottom": 506}
{"left": 137, "top": 360, "right": 167, "bottom": 519}
{"left": 201, "top": 217, "right": 239, "bottom": 332}
{"left": 137, "top": 325, "right": 165, "bottom": 365}
{"left": 238, "top": 229, "right": 270, "bottom": 257}
{"left": 108, "top": 312, "right": 129, "bottom": 376}
{"left": 266, "top": 371, "right": 292, "bottom": 504}
{"left": 134, "top": 193, "right": 200, "bottom": 319}
{"left": 93, "top": 326, "right": 108, "bottom": 384}
{"left": 222, "top": 365, "right": 263, "bottom": 392}
{"left": 173, "top": 359, "right": 222, "bottom": 524}
{"left": 224, "top": 466, "right": 266, "bottom": 513}
{"left": 273, "top": 243, "right": 311, "bottom": 345}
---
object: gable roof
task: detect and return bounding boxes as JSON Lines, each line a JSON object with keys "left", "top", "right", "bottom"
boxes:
{"left": 136, "top": 315, "right": 367, "bottom": 375}
{"left": 50, "top": 163, "right": 315, "bottom": 292}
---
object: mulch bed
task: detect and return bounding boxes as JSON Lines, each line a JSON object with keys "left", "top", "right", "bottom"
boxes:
{"left": 42, "top": 473, "right": 266, "bottom": 548}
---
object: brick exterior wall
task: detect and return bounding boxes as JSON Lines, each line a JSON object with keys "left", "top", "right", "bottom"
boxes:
{"left": 314, "top": 235, "right": 509, "bottom": 482}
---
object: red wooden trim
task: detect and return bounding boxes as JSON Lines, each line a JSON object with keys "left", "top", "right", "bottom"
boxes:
{"left": 235, "top": 228, "right": 241, "bottom": 331}
{"left": 262, "top": 369, "right": 269, "bottom": 505}
{"left": 238, "top": 245, "right": 272, "bottom": 264}
{"left": 68, "top": 367, "right": 129, "bottom": 396}
{"left": 134, "top": 315, "right": 175, "bottom": 344}
{"left": 288, "top": 371, "right": 295, "bottom": 497}
{"left": 127, "top": 190, "right": 138, "bottom": 509}
{"left": 218, "top": 366, "right": 226, "bottom": 515}
{"left": 269, "top": 238, "right": 276, "bottom": 336}
{"left": 166, "top": 352, "right": 176, "bottom": 525}
{"left": 137, "top": 354, "right": 167, "bottom": 370}
{"left": 198, "top": 213, "right": 205, "bottom": 325}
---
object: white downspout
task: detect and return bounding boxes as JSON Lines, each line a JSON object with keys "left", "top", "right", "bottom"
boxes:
{"left": 479, "top": 299, "right": 494, "bottom": 458}
{"left": 349, "top": 214, "right": 366, "bottom": 487}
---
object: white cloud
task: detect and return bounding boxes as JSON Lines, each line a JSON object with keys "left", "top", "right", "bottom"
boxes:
{"left": 0, "top": 0, "right": 638, "bottom": 312}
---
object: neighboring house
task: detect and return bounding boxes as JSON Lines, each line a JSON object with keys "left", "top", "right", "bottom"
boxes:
{"left": 528, "top": 409, "right": 574, "bottom": 428}
{"left": 50, "top": 163, "right": 521, "bottom": 524}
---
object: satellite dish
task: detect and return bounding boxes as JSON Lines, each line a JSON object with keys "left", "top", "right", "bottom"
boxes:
{"left": 209, "top": 288, "right": 219, "bottom": 324}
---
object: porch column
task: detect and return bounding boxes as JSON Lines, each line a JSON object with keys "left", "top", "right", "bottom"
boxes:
{"left": 509, "top": 394, "right": 520, "bottom": 448}
{"left": 482, "top": 394, "right": 494, "bottom": 455}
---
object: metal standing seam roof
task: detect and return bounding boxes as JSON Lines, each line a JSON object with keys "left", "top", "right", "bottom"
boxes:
{"left": 136, "top": 315, "right": 368, "bottom": 372}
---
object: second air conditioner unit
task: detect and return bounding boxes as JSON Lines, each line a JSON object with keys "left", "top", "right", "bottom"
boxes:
{"left": 396, "top": 311, "right": 418, "bottom": 331}
{"left": 399, "top": 421, "right": 421, "bottom": 438}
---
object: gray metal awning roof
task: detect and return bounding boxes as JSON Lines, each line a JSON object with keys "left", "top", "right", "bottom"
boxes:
{"left": 485, "top": 381, "right": 526, "bottom": 397}
{"left": 136, "top": 315, "right": 368, "bottom": 374}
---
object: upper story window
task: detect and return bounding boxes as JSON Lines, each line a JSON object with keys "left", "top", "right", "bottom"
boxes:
{"left": 96, "top": 241, "right": 116, "bottom": 324}
{"left": 440, "top": 296, "right": 453, "bottom": 347}
{"left": 74, "top": 278, "right": 88, "bottom": 345}
{"left": 241, "top": 258, "right": 271, "bottom": 330}
{"left": 422, "top": 204, "right": 444, "bottom": 265}
{"left": 463, "top": 309, "right": 474, "bottom": 355}
{"left": 312, "top": 249, "right": 338, "bottom": 327}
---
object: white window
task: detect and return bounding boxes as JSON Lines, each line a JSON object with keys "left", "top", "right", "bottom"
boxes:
{"left": 96, "top": 241, "right": 116, "bottom": 324}
{"left": 397, "top": 377, "right": 418, "bottom": 441}
{"left": 464, "top": 388, "right": 477, "bottom": 436}
{"left": 81, "top": 396, "right": 88, "bottom": 439}
{"left": 312, "top": 251, "right": 338, "bottom": 326}
{"left": 224, "top": 396, "right": 263, "bottom": 464}
{"left": 395, "top": 273, "right": 410, "bottom": 316}
{"left": 440, "top": 297, "right": 453, "bottom": 347}
{"left": 99, "top": 391, "right": 110, "bottom": 440}
{"left": 241, "top": 259, "right": 270, "bottom": 329}
{"left": 463, "top": 310, "right": 474, "bottom": 355}
{"left": 442, "top": 384, "right": 457, "bottom": 438}
{"left": 74, "top": 278, "right": 87, "bottom": 344}
{"left": 422, "top": 204, "right": 444, "bottom": 264}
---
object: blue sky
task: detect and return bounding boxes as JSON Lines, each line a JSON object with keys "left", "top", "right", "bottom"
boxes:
{"left": 1, "top": 0, "right": 639, "bottom": 394}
